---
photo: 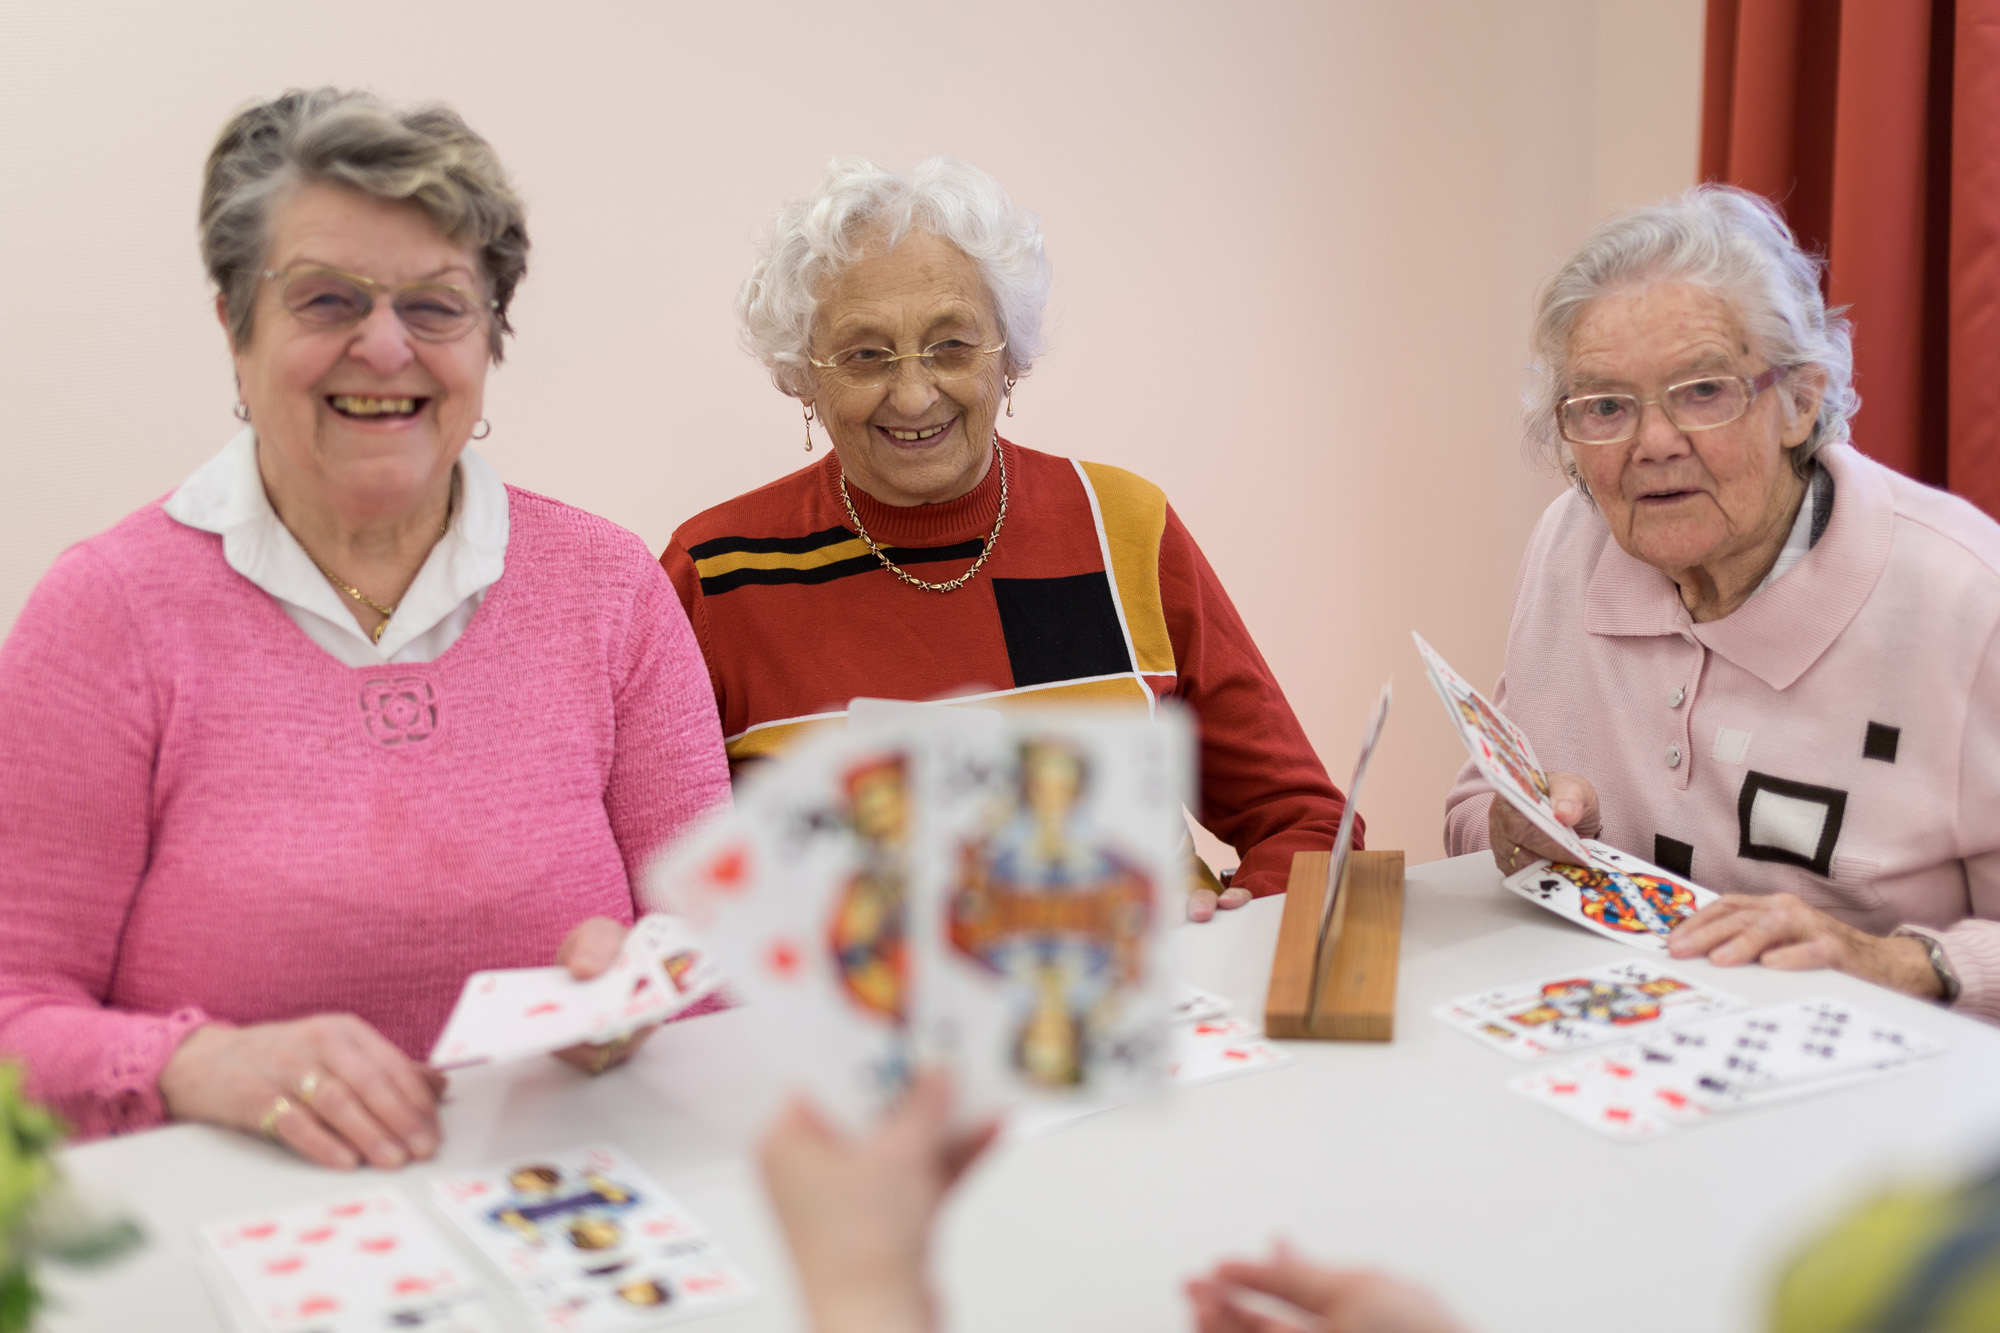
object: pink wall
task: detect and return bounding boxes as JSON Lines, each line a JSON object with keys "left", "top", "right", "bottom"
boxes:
{"left": 0, "top": 0, "right": 1701, "bottom": 862}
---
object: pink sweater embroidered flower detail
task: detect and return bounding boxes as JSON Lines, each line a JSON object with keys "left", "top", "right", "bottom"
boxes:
{"left": 0, "top": 489, "right": 730, "bottom": 1139}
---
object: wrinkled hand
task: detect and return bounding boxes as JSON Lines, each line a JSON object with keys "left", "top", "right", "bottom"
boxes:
{"left": 759, "top": 1070, "right": 999, "bottom": 1333}
{"left": 158, "top": 1016, "right": 444, "bottom": 1170}
{"left": 1668, "top": 894, "right": 1943, "bottom": 998}
{"left": 1189, "top": 885, "right": 1254, "bottom": 923}
{"left": 1187, "top": 1242, "right": 1470, "bottom": 1333}
{"left": 552, "top": 916, "right": 658, "bottom": 1074}
{"left": 1487, "top": 771, "right": 1600, "bottom": 874}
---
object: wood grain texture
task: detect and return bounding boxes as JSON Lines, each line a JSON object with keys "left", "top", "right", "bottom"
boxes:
{"left": 1262, "top": 849, "right": 1406, "bottom": 1042}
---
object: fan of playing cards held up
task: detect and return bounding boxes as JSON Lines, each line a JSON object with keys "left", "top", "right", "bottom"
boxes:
{"left": 648, "top": 704, "right": 1207, "bottom": 1131}
{"left": 1412, "top": 632, "right": 1719, "bottom": 951}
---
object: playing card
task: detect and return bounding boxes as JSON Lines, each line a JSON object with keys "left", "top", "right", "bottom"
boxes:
{"left": 651, "top": 727, "right": 924, "bottom": 1131}
{"left": 911, "top": 707, "right": 1192, "bottom": 1118}
{"left": 625, "top": 913, "right": 725, "bottom": 1012}
{"left": 1412, "top": 632, "right": 1596, "bottom": 866}
{"left": 199, "top": 1189, "right": 494, "bottom": 1332}
{"left": 1500, "top": 840, "right": 1720, "bottom": 949}
{"left": 1170, "top": 1015, "right": 1292, "bottom": 1085}
{"left": 1434, "top": 960, "right": 1745, "bottom": 1059}
{"left": 1511, "top": 1056, "right": 1681, "bottom": 1141}
{"left": 430, "top": 1145, "right": 751, "bottom": 1330}
{"left": 428, "top": 934, "right": 680, "bottom": 1070}
{"left": 1170, "top": 981, "right": 1233, "bottom": 1025}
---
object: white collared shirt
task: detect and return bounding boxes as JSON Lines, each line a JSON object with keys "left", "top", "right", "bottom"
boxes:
{"left": 164, "top": 427, "right": 509, "bottom": 666}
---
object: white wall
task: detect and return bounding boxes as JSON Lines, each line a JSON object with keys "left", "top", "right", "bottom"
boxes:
{"left": 0, "top": 0, "right": 1702, "bottom": 861}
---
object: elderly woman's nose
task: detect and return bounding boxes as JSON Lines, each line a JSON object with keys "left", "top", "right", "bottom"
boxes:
{"left": 884, "top": 364, "right": 941, "bottom": 414}
{"left": 1631, "top": 398, "right": 1691, "bottom": 461}
{"left": 345, "top": 301, "right": 417, "bottom": 376}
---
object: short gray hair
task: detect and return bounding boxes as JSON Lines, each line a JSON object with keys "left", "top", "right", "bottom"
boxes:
{"left": 1524, "top": 184, "right": 1857, "bottom": 488}
{"left": 200, "top": 88, "right": 530, "bottom": 362}
{"left": 737, "top": 156, "right": 1051, "bottom": 399}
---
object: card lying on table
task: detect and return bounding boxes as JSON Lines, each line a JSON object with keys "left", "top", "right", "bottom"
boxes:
{"left": 431, "top": 1144, "right": 752, "bottom": 1330}
{"left": 1436, "top": 960, "right": 1745, "bottom": 1059}
{"left": 1511, "top": 996, "right": 1944, "bottom": 1140}
{"left": 429, "top": 914, "right": 722, "bottom": 1070}
{"left": 1500, "top": 840, "right": 1720, "bottom": 951}
{"left": 199, "top": 1189, "right": 498, "bottom": 1332}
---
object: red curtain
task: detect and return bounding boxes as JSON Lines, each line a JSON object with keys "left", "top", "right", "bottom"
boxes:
{"left": 1701, "top": 0, "right": 2000, "bottom": 520}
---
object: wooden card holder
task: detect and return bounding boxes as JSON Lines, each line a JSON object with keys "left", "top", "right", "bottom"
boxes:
{"left": 1263, "top": 848, "right": 1405, "bottom": 1041}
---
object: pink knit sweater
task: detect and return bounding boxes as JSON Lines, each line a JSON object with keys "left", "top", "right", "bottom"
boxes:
{"left": 0, "top": 490, "right": 729, "bottom": 1139}
{"left": 1444, "top": 444, "right": 2000, "bottom": 1023}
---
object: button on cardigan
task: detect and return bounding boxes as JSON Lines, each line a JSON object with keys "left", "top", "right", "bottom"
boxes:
{"left": 1444, "top": 443, "right": 2000, "bottom": 1023}
{"left": 0, "top": 488, "right": 729, "bottom": 1138}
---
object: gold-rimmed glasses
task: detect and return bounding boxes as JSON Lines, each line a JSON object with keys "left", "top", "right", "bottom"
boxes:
{"left": 809, "top": 338, "right": 1007, "bottom": 390}
{"left": 1558, "top": 364, "right": 1790, "bottom": 447}
{"left": 262, "top": 265, "right": 496, "bottom": 343}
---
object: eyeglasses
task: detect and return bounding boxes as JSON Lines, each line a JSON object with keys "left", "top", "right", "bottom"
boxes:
{"left": 809, "top": 339, "right": 1007, "bottom": 390}
{"left": 262, "top": 265, "right": 495, "bottom": 343}
{"left": 1558, "top": 365, "right": 1790, "bottom": 447}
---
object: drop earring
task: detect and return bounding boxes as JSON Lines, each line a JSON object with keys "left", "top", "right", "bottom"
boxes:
{"left": 803, "top": 402, "right": 816, "bottom": 452}
{"left": 1004, "top": 376, "right": 1016, "bottom": 418}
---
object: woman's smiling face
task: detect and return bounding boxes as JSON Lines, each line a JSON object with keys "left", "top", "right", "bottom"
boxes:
{"left": 809, "top": 230, "right": 1006, "bottom": 507}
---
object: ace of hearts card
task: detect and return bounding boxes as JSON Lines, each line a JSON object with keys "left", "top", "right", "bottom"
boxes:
{"left": 909, "top": 707, "right": 1192, "bottom": 1117}
{"left": 1501, "top": 839, "right": 1720, "bottom": 949}
{"left": 649, "top": 725, "right": 924, "bottom": 1131}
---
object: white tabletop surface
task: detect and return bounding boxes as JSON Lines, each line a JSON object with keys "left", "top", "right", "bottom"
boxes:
{"left": 41, "top": 853, "right": 2000, "bottom": 1333}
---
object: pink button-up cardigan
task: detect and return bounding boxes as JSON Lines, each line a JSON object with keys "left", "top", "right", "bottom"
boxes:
{"left": 1444, "top": 443, "right": 2000, "bottom": 1024}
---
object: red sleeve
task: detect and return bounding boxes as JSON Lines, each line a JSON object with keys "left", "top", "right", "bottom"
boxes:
{"left": 1160, "top": 504, "right": 1351, "bottom": 896}
{"left": 659, "top": 535, "right": 727, "bottom": 713}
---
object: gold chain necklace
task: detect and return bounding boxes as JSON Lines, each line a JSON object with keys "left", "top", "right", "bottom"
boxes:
{"left": 304, "top": 497, "right": 453, "bottom": 644}
{"left": 837, "top": 435, "right": 1008, "bottom": 594}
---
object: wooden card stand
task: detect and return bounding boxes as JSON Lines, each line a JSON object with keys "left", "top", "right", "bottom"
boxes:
{"left": 1263, "top": 849, "right": 1406, "bottom": 1041}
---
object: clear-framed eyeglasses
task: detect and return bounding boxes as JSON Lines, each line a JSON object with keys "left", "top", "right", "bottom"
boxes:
{"left": 1557, "top": 364, "right": 1791, "bottom": 447}
{"left": 809, "top": 338, "right": 1007, "bottom": 390}
{"left": 262, "top": 265, "right": 496, "bottom": 343}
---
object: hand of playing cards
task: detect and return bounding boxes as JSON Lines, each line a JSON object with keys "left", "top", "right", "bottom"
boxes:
{"left": 1414, "top": 633, "right": 1720, "bottom": 948}
{"left": 429, "top": 916, "right": 723, "bottom": 1070}
{"left": 649, "top": 706, "right": 1195, "bottom": 1129}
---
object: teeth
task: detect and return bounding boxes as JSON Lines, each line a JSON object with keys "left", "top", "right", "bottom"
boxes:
{"left": 885, "top": 423, "right": 949, "bottom": 442}
{"left": 331, "top": 395, "right": 417, "bottom": 416}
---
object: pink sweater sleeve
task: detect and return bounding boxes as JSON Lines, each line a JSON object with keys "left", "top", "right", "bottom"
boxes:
{"left": 1930, "top": 622, "right": 2000, "bottom": 1022}
{"left": 0, "top": 544, "right": 209, "bottom": 1137}
{"left": 603, "top": 549, "right": 731, "bottom": 904}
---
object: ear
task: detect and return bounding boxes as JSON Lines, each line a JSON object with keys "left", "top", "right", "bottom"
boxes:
{"left": 1779, "top": 366, "right": 1827, "bottom": 452}
{"left": 214, "top": 293, "right": 239, "bottom": 354}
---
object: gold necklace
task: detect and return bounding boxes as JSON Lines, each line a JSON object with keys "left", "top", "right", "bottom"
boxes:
{"left": 837, "top": 435, "right": 1008, "bottom": 594}
{"left": 305, "top": 498, "right": 453, "bottom": 644}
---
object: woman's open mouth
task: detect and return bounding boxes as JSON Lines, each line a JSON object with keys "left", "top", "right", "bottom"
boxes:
{"left": 327, "top": 394, "right": 426, "bottom": 421}
{"left": 876, "top": 420, "right": 952, "bottom": 445}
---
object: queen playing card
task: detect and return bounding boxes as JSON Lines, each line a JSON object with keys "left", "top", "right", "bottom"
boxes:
{"left": 1434, "top": 960, "right": 1745, "bottom": 1059}
{"left": 1501, "top": 839, "right": 1720, "bottom": 949}
{"left": 910, "top": 708, "right": 1192, "bottom": 1116}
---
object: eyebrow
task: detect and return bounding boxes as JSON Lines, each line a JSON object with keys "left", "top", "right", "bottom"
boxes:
{"left": 1569, "top": 352, "right": 1740, "bottom": 393}
{"left": 285, "top": 257, "right": 479, "bottom": 284}
{"left": 823, "top": 307, "right": 990, "bottom": 347}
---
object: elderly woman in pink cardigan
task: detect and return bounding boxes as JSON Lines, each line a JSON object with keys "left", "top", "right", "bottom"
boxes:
{"left": 0, "top": 91, "right": 728, "bottom": 1165}
{"left": 1445, "top": 185, "right": 2000, "bottom": 1024}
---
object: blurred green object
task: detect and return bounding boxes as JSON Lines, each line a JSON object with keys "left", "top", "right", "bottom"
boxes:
{"left": 1772, "top": 1167, "right": 2000, "bottom": 1332}
{"left": 0, "top": 1064, "right": 142, "bottom": 1332}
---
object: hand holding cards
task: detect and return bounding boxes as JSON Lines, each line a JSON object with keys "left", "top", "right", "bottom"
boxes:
{"left": 430, "top": 916, "right": 722, "bottom": 1070}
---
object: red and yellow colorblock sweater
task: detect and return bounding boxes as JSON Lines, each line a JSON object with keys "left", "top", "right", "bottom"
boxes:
{"left": 660, "top": 439, "right": 1351, "bottom": 898}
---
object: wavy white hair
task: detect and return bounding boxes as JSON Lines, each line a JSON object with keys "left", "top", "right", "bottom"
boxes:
{"left": 736, "top": 156, "right": 1051, "bottom": 399}
{"left": 1525, "top": 184, "right": 1858, "bottom": 491}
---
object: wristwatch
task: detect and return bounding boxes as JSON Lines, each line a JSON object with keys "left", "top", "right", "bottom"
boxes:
{"left": 1894, "top": 928, "right": 1961, "bottom": 1004}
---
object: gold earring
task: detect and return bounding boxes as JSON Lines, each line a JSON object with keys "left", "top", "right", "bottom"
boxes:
{"left": 1005, "top": 376, "right": 1016, "bottom": 418}
{"left": 803, "top": 402, "right": 815, "bottom": 452}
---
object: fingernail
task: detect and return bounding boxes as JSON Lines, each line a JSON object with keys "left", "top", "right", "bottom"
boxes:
{"left": 380, "top": 1144, "right": 407, "bottom": 1168}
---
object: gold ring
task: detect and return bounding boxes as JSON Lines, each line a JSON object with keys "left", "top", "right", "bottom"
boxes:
{"left": 259, "top": 1094, "right": 295, "bottom": 1143}
{"left": 297, "top": 1071, "right": 322, "bottom": 1106}
{"left": 588, "top": 1035, "right": 634, "bottom": 1076}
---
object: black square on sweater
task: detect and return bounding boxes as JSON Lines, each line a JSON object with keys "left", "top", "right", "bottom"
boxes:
{"left": 1653, "top": 835, "right": 1694, "bottom": 880}
{"left": 1864, "top": 722, "right": 1900, "bottom": 763}
{"left": 990, "top": 573, "right": 1134, "bottom": 688}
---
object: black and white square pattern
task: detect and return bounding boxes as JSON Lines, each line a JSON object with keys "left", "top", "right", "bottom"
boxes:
{"left": 1653, "top": 835, "right": 1694, "bottom": 880}
{"left": 1737, "top": 772, "right": 1847, "bottom": 877}
{"left": 1863, "top": 722, "right": 1900, "bottom": 763}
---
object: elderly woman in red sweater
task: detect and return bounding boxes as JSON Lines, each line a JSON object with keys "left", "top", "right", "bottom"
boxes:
{"left": 660, "top": 157, "right": 1348, "bottom": 922}
{"left": 0, "top": 90, "right": 727, "bottom": 1164}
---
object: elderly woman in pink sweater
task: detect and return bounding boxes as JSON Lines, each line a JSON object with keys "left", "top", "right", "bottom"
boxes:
{"left": 0, "top": 90, "right": 728, "bottom": 1164}
{"left": 1444, "top": 186, "right": 2000, "bottom": 1024}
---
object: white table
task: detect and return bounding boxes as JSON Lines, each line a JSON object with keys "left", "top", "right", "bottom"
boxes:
{"left": 42, "top": 854, "right": 2000, "bottom": 1333}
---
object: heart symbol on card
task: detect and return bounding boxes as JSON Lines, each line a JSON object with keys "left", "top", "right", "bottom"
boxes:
{"left": 764, "top": 937, "right": 803, "bottom": 980}
{"left": 242, "top": 1223, "right": 278, "bottom": 1240}
{"left": 526, "top": 1002, "right": 561, "bottom": 1017}
{"left": 359, "top": 1235, "right": 399, "bottom": 1254}
{"left": 1603, "top": 1107, "right": 1634, "bottom": 1124}
{"left": 299, "top": 1227, "right": 335, "bottom": 1244}
{"left": 1223, "top": 1048, "right": 1252, "bottom": 1062}
{"left": 298, "top": 1296, "right": 341, "bottom": 1316}
{"left": 705, "top": 846, "right": 750, "bottom": 891}
{"left": 329, "top": 1202, "right": 367, "bottom": 1218}
{"left": 393, "top": 1275, "right": 435, "bottom": 1294}
{"left": 264, "top": 1255, "right": 305, "bottom": 1275}
{"left": 684, "top": 1271, "right": 733, "bottom": 1294}
{"left": 1548, "top": 1080, "right": 1580, "bottom": 1096}
{"left": 643, "top": 1219, "right": 688, "bottom": 1237}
